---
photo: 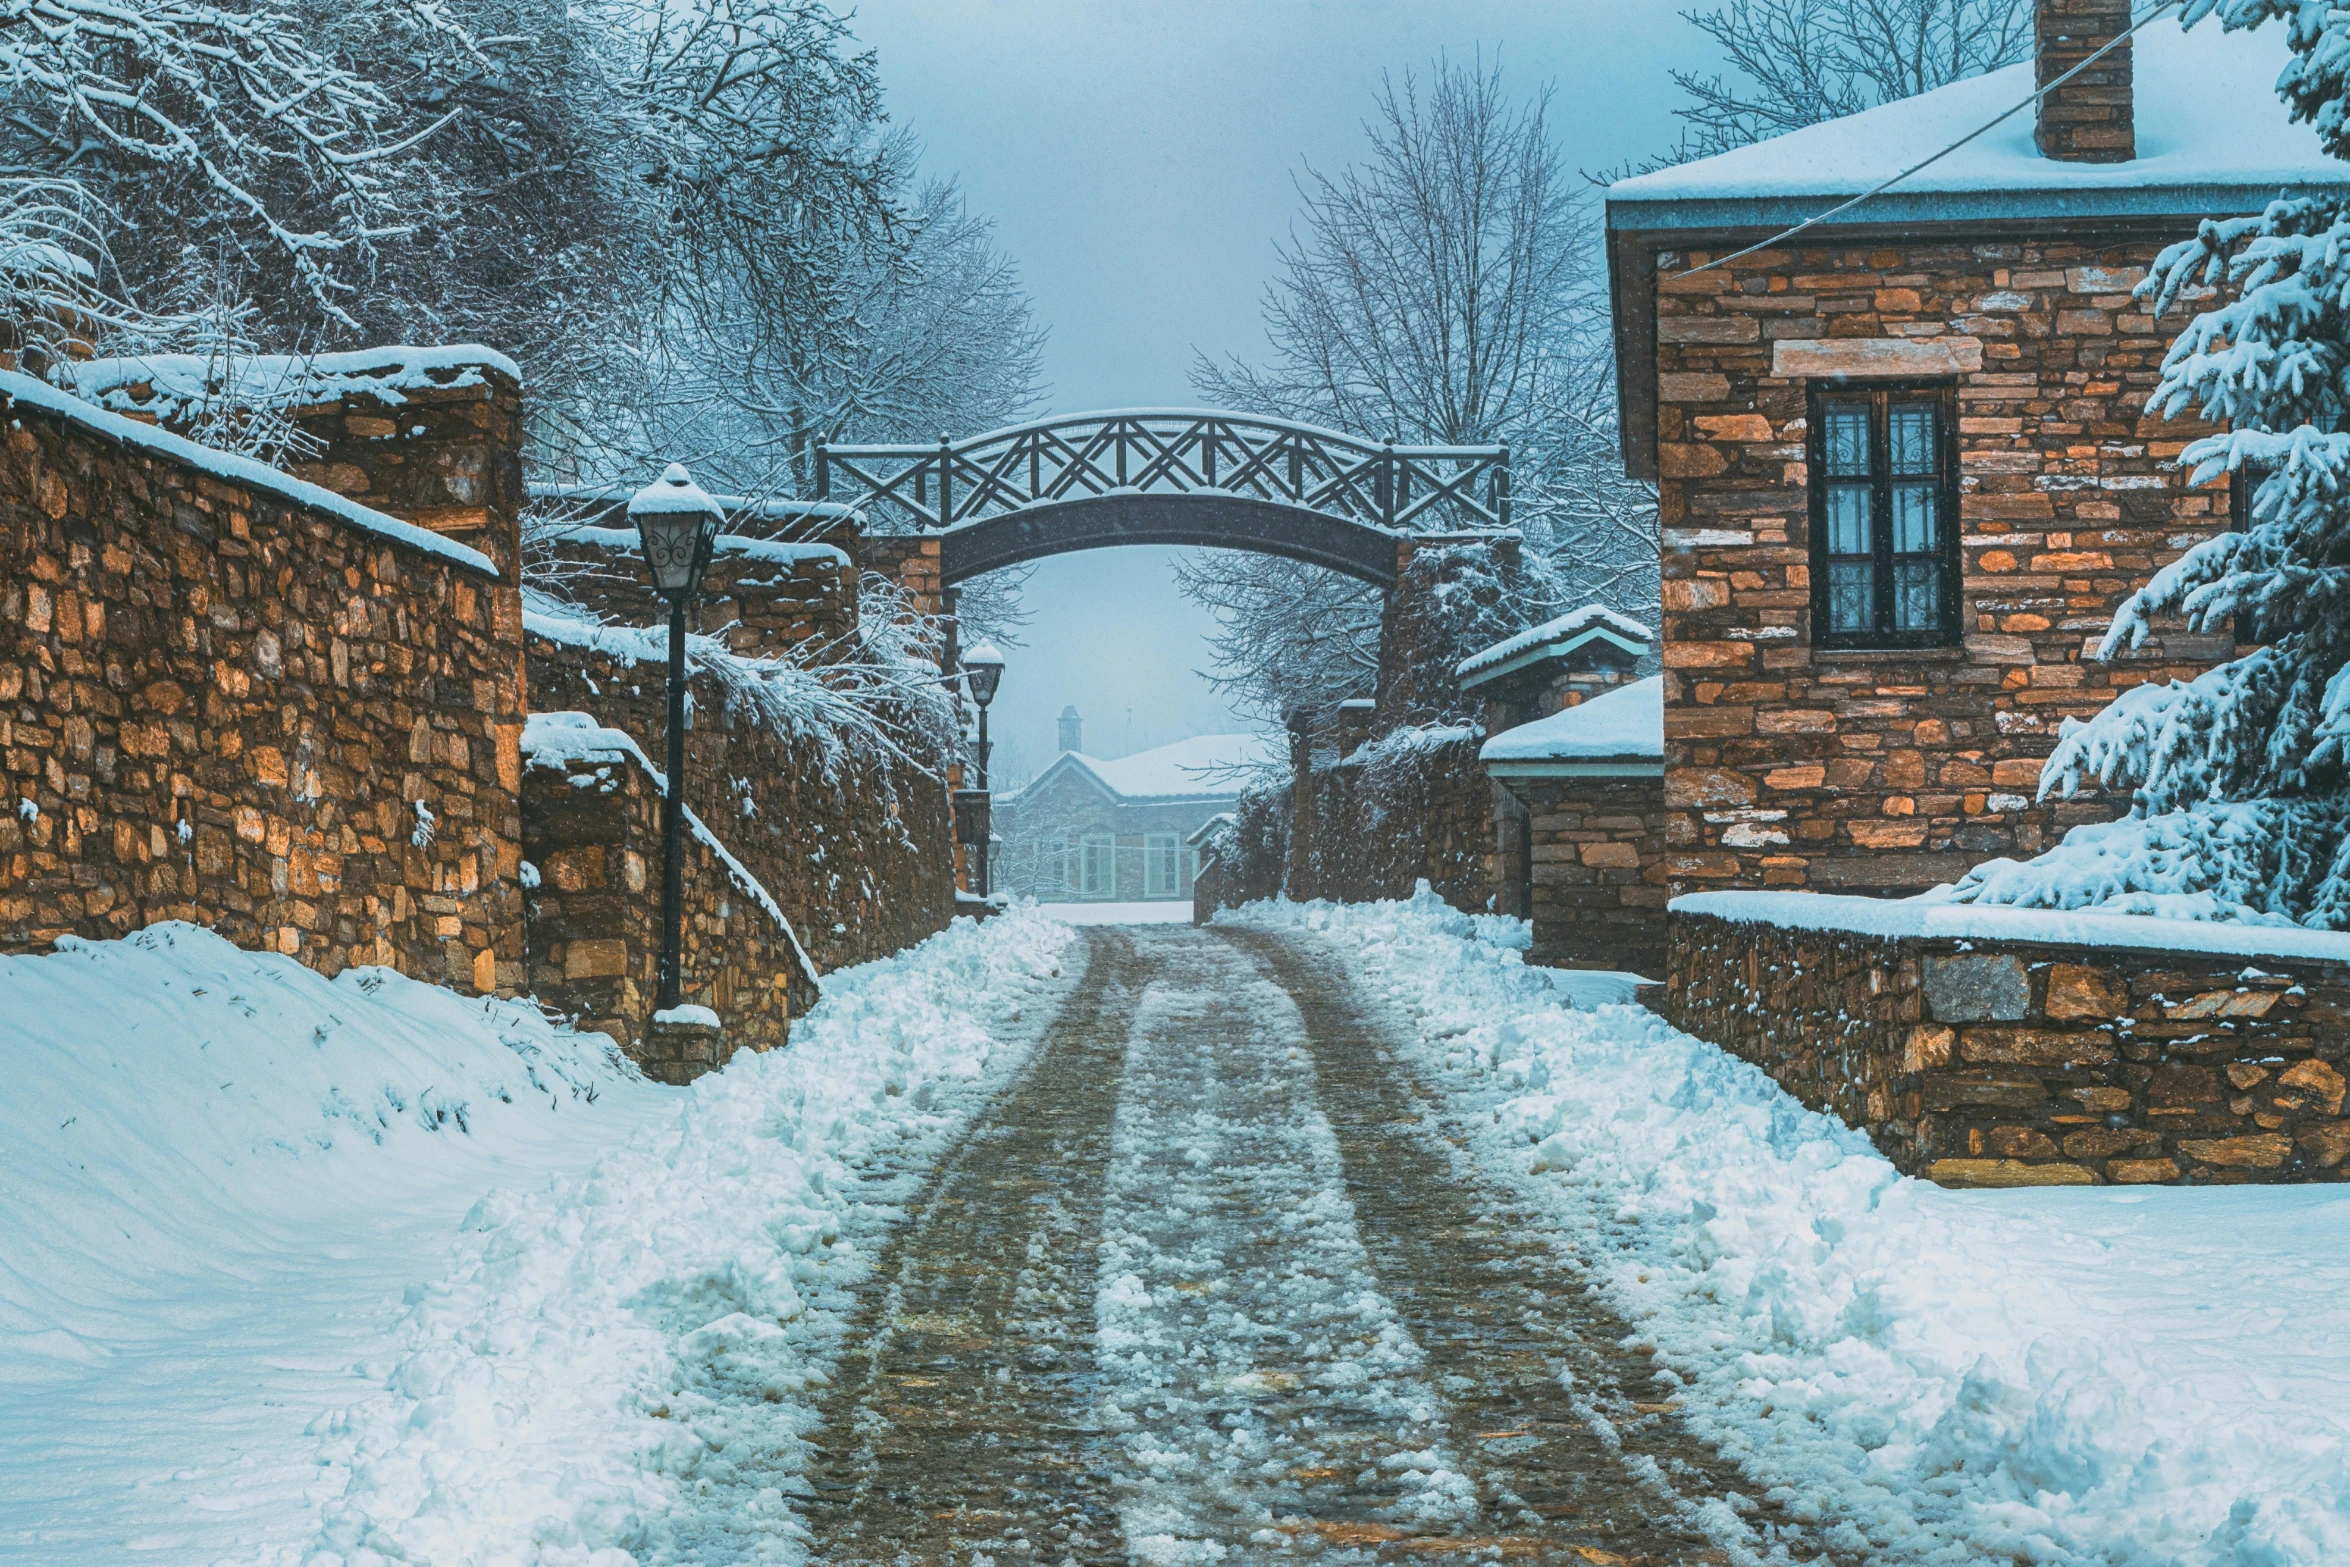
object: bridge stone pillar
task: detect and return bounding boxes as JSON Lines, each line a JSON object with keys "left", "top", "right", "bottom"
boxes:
{"left": 1282, "top": 705, "right": 1318, "bottom": 900}
{"left": 1373, "top": 532, "right": 1525, "bottom": 733}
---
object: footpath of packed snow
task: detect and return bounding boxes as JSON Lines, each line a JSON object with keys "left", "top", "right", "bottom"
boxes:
{"left": 0, "top": 922, "right": 672, "bottom": 1567}
{"left": 1228, "top": 891, "right": 2350, "bottom": 1567}
{"left": 305, "top": 904, "right": 1078, "bottom": 1567}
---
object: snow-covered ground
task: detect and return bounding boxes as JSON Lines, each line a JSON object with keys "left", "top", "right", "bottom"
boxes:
{"left": 0, "top": 922, "right": 668, "bottom": 1566}
{"left": 0, "top": 909, "right": 1077, "bottom": 1566}
{"left": 1228, "top": 892, "right": 2350, "bottom": 1567}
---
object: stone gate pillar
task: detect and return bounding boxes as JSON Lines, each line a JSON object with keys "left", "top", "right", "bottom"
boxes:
{"left": 1373, "top": 531, "right": 1524, "bottom": 732}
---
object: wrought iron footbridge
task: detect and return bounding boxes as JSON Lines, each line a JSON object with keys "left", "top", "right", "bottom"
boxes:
{"left": 816, "top": 410, "right": 1510, "bottom": 587}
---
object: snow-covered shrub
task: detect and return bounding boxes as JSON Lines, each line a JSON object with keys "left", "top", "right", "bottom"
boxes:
{"left": 1950, "top": 3, "right": 2350, "bottom": 926}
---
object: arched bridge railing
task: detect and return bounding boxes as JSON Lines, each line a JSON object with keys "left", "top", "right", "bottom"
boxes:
{"left": 814, "top": 410, "right": 1510, "bottom": 535}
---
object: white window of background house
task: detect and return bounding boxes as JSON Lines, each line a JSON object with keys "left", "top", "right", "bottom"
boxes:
{"left": 1081, "top": 834, "right": 1115, "bottom": 898}
{"left": 1145, "top": 833, "right": 1181, "bottom": 897}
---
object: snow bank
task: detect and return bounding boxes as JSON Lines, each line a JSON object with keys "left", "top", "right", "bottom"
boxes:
{"left": 0, "top": 922, "right": 666, "bottom": 1564}
{"left": 1227, "top": 890, "right": 2350, "bottom": 1567}
{"left": 306, "top": 905, "right": 1079, "bottom": 1566}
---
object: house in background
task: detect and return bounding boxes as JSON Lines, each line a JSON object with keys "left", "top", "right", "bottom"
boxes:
{"left": 992, "top": 714, "right": 1280, "bottom": 902}
{"left": 1605, "top": 0, "right": 2346, "bottom": 900}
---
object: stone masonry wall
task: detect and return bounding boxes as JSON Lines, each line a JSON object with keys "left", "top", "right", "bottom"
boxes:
{"left": 1653, "top": 230, "right": 2235, "bottom": 896}
{"left": 1667, "top": 908, "right": 2350, "bottom": 1186}
{"left": 526, "top": 630, "right": 955, "bottom": 976}
{"left": 1498, "top": 775, "right": 1669, "bottom": 974}
{"left": 520, "top": 721, "right": 811, "bottom": 1082}
{"left": 1, "top": 386, "right": 525, "bottom": 992}
{"left": 1290, "top": 727, "right": 1496, "bottom": 912}
{"left": 537, "top": 523, "right": 861, "bottom": 660}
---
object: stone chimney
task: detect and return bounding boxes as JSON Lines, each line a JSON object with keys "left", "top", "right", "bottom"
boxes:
{"left": 2035, "top": 0, "right": 2135, "bottom": 163}
{"left": 1058, "top": 706, "right": 1083, "bottom": 754}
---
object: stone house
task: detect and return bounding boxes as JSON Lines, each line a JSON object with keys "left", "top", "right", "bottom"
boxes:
{"left": 1604, "top": 2, "right": 2346, "bottom": 899}
{"left": 993, "top": 725, "right": 1278, "bottom": 903}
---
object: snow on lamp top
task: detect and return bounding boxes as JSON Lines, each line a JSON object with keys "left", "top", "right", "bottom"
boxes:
{"left": 960, "top": 637, "right": 1007, "bottom": 707}
{"left": 627, "top": 462, "right": 724, "bottom": 600}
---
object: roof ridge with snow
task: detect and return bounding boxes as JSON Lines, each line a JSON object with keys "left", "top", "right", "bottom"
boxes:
{"left": 1608, "top": 17, "right": 2347, "bottom": 228}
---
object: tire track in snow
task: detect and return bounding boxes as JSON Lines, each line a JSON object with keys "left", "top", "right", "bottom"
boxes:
{"left": 799, "top": 927, "right": 1142, "bottom": 1567}
{"left": 1091, "top": 928, "right": 1483, "bottom": 1564}
{"left": 1226, "top": 925, "right": 1844, "bottom": 1566}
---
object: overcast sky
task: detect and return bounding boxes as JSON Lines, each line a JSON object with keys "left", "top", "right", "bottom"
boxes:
{"left": 845, "top": 0, "right": 1711, "bottom": 776}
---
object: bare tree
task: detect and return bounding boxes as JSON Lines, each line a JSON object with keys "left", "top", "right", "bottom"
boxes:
{"left": 1183, "top": 53, "right": 1655, "bottom": 724}
{"left": 1670, "top": 0, "right": 2033, "bottom": 156}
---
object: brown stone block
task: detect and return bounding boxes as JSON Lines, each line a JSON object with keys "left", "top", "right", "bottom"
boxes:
{"left": 2063, "top": 1126, "right": 2161, "bottom": 1159}
{"left": 2298, "top": 1122, "right": 2350, "bottom": 1169}
{"left": 1959, "top": 1025, "right": 2115, "bottom": 1067}
{"left": 1927, "top": 1158, "right": 2095, "bottom": 1188}
{"left": 1659, "top": 372, "right": 1732, "bottom": 402}
{"left": 2178, "top": 1134, "right": 2294, "bottom": 1169}
{"left": 2277, "top": 1059, "right": 2347, "bottom": 1116}
{"left": 2045, "top": 963, "right": 2128, "bottom": 1019}
{"left": 2107, "top": 1156, "right": 2179, "bottom": 1184}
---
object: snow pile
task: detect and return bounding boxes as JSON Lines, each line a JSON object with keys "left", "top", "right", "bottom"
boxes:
{"left": 1480, "top": 675, "right": 1663, "bottom": 763}
{"left": 56, "top": 344, "right": 522, "bottom": 420}
{"left": 306, "top": 905, "right": 1079, "bottom": 1566}
{"left": 0, "top": 922, "right": 665, "bottom": 1564}
{"left": 1454, "top": 603, "right": 1652, "bottom": 680}
{"left": 1936, "top": 802, "right": 2337, "bottom": 927}
{"left": 1227, "top": 890, "right": 2350, "bottom": 1566}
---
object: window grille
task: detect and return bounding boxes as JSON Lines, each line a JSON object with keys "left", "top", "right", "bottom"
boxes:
{"left": 1808, "top": 384, "right": 1960, "bottom": 648}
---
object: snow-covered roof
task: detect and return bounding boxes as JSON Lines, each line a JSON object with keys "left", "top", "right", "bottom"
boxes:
{"left": 1480, "top": 676, "right": 1663, "bottom": 774}
{"left": 1013, "top": 732, "right": 1281, "bottom": 804}
{"left": 1608, "top": 17, "right": 2348, "bottom": 231}
{"left": 1456, "top": 605, "right": 1652, "bottom": 689}
{"left": 56, "top": 345, "right": 521, "bottom": 421}
{"left": 0, "top": 369, "right": 496, "bottom": 577}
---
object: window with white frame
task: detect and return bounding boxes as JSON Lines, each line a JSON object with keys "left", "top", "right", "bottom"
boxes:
{"left": 1145, "top": 833, "right": 1181, "bottom": 897}
{"left": 1080, "top": 834, "right": 1115, "bottom": 897}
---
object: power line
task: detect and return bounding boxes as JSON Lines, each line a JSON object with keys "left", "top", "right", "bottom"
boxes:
{"left": 1673, "top": 1, "right": 2184, "bottom": 277}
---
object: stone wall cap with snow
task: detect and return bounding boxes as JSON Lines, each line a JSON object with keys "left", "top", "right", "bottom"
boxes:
{"left": 1607, "top": 17, "right": 2349, "bottom": 230}
{"left": 0, "top": 369, "right": 497, "bottom": 578}
{"left": 1457, "top": 605, "right": 1652, "bottom": 689}
{"left": 57, "top": 344, "right": 522, "bottom": 422}
{"left": 1671, "top": 889, "right": 2350, "bottom": 966}
{"left": 1480, "top": 675, "right": 1663, "bottom": 774}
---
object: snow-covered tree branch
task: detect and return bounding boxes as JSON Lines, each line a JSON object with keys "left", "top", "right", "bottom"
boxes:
{"left": 1185, "top": 54, "right": 1654, "bottom": 724}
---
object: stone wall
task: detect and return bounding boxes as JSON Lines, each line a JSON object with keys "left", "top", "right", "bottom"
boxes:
{"left": 0, "top": 379, "right": 524, "bottom": 992}
{"left": 1288, "top": 727, "right": 1497, "bottom": 911}
{"left": 1496, "top": 775, "right": 1669, "bottom": 973}
{"left": 525, "top": 625, "right": 955, "bottom": 976}
{"left": 1650, "top": 229, "right": 2236, "bottom": 896}
{"left": 520, "top": 714, "right": 813, "bottom": 1081}
{"left": 1666, "top": 902, "right": 2350, "bottom": 1186}
{"left": 535, "top": 522, "right": 860, "bottom": 660}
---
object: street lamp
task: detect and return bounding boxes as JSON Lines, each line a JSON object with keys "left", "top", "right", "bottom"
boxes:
{"left": 960, "top": 638, "right": 1005, "bottom": 895}
{"left": 629, "top": 462, "right": 723, "bottom": 1011}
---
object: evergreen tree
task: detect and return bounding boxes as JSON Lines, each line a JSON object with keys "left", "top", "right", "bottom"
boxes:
{"left": 1952, "top": 2, "right": 2350, "bottom": 925}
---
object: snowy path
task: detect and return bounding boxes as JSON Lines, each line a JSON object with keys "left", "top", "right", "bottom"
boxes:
{"left": 799, "top": 925, "right": 1832, "bottom": 1565}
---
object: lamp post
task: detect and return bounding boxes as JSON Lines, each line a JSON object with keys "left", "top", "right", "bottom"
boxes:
{"left": 960, "top": 638, "right": 1005, "bottom": 895}
{"left": 629, "top": 462, "right": 723, "bottom": 1011}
